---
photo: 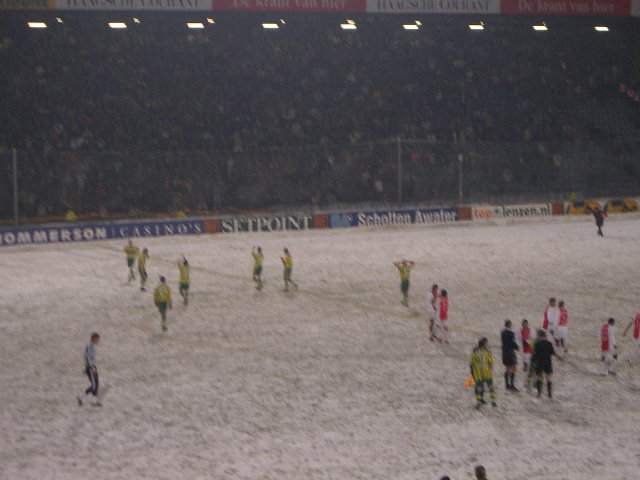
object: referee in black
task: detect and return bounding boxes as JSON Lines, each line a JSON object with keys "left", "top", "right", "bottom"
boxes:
{"left": 532, "top": 329, "right": 560, "bottom": 399}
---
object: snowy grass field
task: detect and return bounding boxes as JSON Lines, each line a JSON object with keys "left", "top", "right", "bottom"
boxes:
{"left": 1, "top": 216, "right": 639, "bottom": 480}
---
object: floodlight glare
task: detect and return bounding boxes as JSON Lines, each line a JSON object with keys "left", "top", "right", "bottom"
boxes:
{"left": 207, "top": 18, "right": 215, "bottom": 24}
{"left": 415, "top": 20, "right": 422, "bottom": 26}
{"left": 468, "top": 23, "right": 484, "bottom": 30}
{"left": 533, "top": 24, "right": 548, "bottom": 31}
{"left": 187, "top": 22, "right": 205, "bottom": 29}
{"left": 28, "top": 22, "right": 47, "bottom": 29}
{"left": 56, "top": 17, "right": 63, "bottom": 23}
{"left": 109, "top": 22, "right": 127, "bottom": 29}
{"left": 133, "top": 18, "right": 140, "bottom": 24}
{"left": 340, "top": 23, "right": 357, "bottom": 30}
{"left": 262, "top": 23, "right": 279, "bottom": 29}
{"left": 594, "top": 26, "right": 609, "bottom": 32}
{"left": 403, "top": 24, "right": 419, "bottom": 30}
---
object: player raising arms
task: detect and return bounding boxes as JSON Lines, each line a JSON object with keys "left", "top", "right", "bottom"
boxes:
{"left": 393, "top": 259, "right": 415, "bottom": 306}
{"left": 281, "top": 247, "right": 298, "bottom": 292}
{"left": 138, "top": 248, "right": 149, "bottom": 291}
{"left": 124, "top": 240, "right": 139, "bottom": 282}
{"left": 154, "top": 276, "right": 173, "bottom": 333}
{"left": 426, "top": 284, "right": 439, "bottom": 341}
{"left": 178, "top": 257, "right": 190, "bottom": 305}
{"left": 470, "top": 337, "right": 497, "bottom": 409}
{"left": 622, "top": 311, "right": 640, "bottom": 366}
{"left": 252, "top": 247, "right": 264, "bottom": 290}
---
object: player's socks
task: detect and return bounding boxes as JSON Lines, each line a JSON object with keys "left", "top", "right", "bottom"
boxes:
{"left": 536, "top": 380, "right": 542, "bottom": 397}
{"left": 510, "top": 374, "right": 519, "bottom": 391}
{"left": 547, "top": 381, "right": 552, "bottom": 398}
{"left": 505, "top": 373, "right": 510, "bottom": 389}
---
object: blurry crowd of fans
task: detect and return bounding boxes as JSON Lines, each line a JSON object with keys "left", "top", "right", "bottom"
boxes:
{"left": 0, "top": 14, "right": 639, "bottom": 218}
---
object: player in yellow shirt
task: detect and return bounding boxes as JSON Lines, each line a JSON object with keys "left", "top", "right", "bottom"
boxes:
{"left": 138, "top": 248, "right": 149, "bottom": 291}
{"left": 470, "top": 337, "right": 497, "bottom": 409}
{"left": 124, "top": 240, "right": 140, "bottom": 282}
{"left": 154, "top": 276, "right": 173, "bottom": 332}
{"left": 280, "top": 247, "right": 298, "bottom": 292}
{"left": 394, "top": 259, "right": 415, "bottom": 306}
{"left": 252, "top": 247, "right": 264, "bottom": 290}
{"left": 177, "top": 257, "right": 190, "bottom": 305}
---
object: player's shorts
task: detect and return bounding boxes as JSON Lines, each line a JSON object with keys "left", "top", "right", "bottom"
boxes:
{"left": 284, "top": 267, "right": 292, "bottom": 280}
{"left": 555, "top": 326, "right": 568, "bottom": 341}
{"left": 156, "top": 301, "right": 168, "bottom": 313}
{"left": 474, "top": 378, "right": 494, "bottom": 387}
{"left": 127, "top": 258, "right": 135, "bottom": 268}
{"left": 502, "top": 351, "right": 517, "bottom": 367}
{"left": 401, "top": 279, "right": 410, "bottom": 294}
{"left": 522, "top": 353, "right": 531, "bottom": 365}
{"left": 254, "top": 266, "right": 263, "bottom": 276}
{"left": 535, "top": 362, "right": 553, "bottom": 375}
{"left": 139, "top": 268, "right": 148, "bottom": 281}
{"left": 180, "top": 282, "right": 189, "bottom": 291}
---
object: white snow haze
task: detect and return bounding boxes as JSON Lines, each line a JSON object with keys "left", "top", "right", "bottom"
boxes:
{"left": 1, "top": 215, "right": 639, "bottom": 480}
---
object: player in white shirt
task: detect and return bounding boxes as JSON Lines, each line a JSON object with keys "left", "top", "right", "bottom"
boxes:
{"left": 600, "top": 318, "right": 617, "bottom": 375}
{"left": 426, "top": 284, "right": 439, "bottom": 342}
{"left": 543, "top": 297, "right": 559, "bottom": 338}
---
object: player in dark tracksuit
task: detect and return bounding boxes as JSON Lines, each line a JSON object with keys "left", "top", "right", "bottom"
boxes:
{"left": 531, "top": 329, "right": 559, "bottom": 398}
{"left": 501, "top": 319, "right": 520, "bottom": 391}
{"left": 78, "top": 332, "right": 101, "bottom": 406}
{"left": 593, "top": 207, "right": 606, "bottom": 237}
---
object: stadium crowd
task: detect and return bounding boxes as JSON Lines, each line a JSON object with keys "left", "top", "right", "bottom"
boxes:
{"left": 0, "top": 13, "right": 639, "bottom": 218}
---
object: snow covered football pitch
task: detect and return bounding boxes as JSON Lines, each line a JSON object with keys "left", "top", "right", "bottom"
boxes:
{"left": 1, "top": 216, "right": 640, "bottom": 480}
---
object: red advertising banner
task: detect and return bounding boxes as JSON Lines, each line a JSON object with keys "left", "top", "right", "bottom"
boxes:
{"left": 212, "top": 0, "right": 366, "bottom": 12}
{"left": 501, "top": 0, "right": 631, "bottom": 16}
